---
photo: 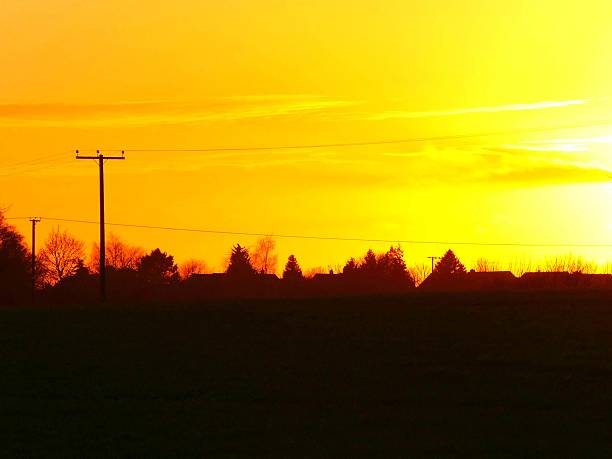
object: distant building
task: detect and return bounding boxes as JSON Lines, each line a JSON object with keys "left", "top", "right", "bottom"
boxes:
{"left": 419, "top": 270, "right": 612, "bottom": 292}
{"left": 419, "top": 270, "right": 518, "bottom": 292}
{"left": 520, "top": 272, "right": 612, "bottom": 290}
{"left": 185, "top": 272, "right": 280, "bottom": 298}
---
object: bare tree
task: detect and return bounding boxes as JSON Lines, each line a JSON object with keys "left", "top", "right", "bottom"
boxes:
{"left": 179, "top": 259, "right": 208, "bottom": 279}
{"left": 544, "top": 255, "right": 568, "bottom": 273}
{"left": 304, "top": 266, "right": 326, "bottom": 278}
{"left": 572, "top": 257, "right": 597, "bottom": 274}
{"left": 544, "top": 254, "right": 598, "bottom": 274}
{"left": 507, "top": 258, "right": 533, "bottom": 277}
{"left": 89, "top": 233, "right": 145, "bottom": 272}
{"left": 474, "top": 257, "right": 500, "bottom": 272}
{"left": 408, "top": 263, "right": 429, "bottom": 286}
{"left": 251, "top": 236, "right": 278, "bottom": 274}
{"left": 38, "top": 227, "right": 85, "bottom": 285}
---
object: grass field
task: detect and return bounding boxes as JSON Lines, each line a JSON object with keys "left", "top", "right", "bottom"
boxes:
{"left": 2, "top": 292, "right": 612, "bottom": 457}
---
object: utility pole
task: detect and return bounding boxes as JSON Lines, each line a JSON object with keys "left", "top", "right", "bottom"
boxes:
{"left": 30, "top": 217, "right": 41, "bottom": 300}
{"left": 428, "top": 256, "right": 440, "bottom": 274}
{"left": 76, "top": 150, "right": 125, "bottom": 301}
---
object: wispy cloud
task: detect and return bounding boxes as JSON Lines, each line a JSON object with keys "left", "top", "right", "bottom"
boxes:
{"left": 528, "top": 136, "right": 612, "bottom": 145}
{"left": 484, "top": 162, "right": 612, "bottom": 185}
{"left": 359, "top": 100, "right": 587, "bottom": 121}
{"left": 494, "top": 134, "right": 612, "bottom": 155}
{"left": 498, "top": 144, "right": 589, "bottom": 153}
{"left": 373, "top": 144, "right": 612, "bottom": 187}
{"left": 0, "top": 95, "right": 360, "bottom": 127}
{"left": 9, "top": 142, "right": 612, "bottom": 189}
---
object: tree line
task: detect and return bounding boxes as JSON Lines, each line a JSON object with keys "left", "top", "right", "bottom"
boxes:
{"left": 1, "top": 210, "right": 611, "bottom": 304}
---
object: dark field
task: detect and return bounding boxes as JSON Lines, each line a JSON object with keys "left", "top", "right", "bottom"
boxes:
{"left": 2, "top": 292, "right": 612, "bottom": 458}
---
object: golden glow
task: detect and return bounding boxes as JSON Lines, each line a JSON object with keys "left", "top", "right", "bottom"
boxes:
{"left": 2, "top": 0, "right": 612, "bottom": 271}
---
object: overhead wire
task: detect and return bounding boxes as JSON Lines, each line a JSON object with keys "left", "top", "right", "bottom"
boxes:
{"left": 3, "top": 119, "right": 612, "bottom": 248}
{"left": 0, "top": 152, "right": 68, "bottom": 169}
{"left": 4, "top": 216, "right": 612, "bottom": 248}
{"left": 73, "top": 119, "right": 612, "bottom": 154}
{"left": 2, "top": 118, "right": 612, "bottom": 175}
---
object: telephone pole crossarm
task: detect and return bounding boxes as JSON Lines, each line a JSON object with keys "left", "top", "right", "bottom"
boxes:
{"left": 76, "top": 156, "right": 126, "bottom": 160}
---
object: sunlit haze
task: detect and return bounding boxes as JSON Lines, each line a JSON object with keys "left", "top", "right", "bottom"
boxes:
{"left": 3, "top": 0, "right": 612, "bottom": 272}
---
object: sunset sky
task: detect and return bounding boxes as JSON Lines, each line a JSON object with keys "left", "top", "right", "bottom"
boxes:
{"left": 2, "top": 0, "right": 612, "bottom": 272}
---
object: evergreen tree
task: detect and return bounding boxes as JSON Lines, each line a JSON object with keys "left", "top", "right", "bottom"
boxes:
{"left": 0, "top": 211, "right": 30, "bottom": 302}
{"left": 434, "top": 249, "right": 467, "bottom": 275}
{"left": 378, "top": 245, "right": 410, "bottom": 280}
{"left": 137, "top": 248, "right": 179, "bottom": 285}
{"left": 342, "top": 257, "right": 359, "bottom": 275}
{"left": 226, "top": 244, "right": 256, "bottom": 277}
{"left": 361, "top": 249, "right": 378, "bottom": 273}
{"left": 282, "top": 254, "right": 303, "bottom": 280}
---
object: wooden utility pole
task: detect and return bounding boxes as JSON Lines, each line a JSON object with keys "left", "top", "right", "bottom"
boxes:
{"left": 30, "top": 217, "right": 41, "bottom": 300}
{"left": 428, "top": 256, "right": 440, "bottom": 274}
{"left": 76, "top": 150, "right": 125, "bottom": 301}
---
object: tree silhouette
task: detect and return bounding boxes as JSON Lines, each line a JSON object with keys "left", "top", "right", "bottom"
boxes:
{"left": 137, "top": 248, "right": 179, "bottom": 285}
{"left": 179, "top": 259, "right": 208, "bottom": 280}
{"left": 89, "top": 233, "right": 144, "bottom": 272}
{"left": 251, "top": 236, "right": 278, "bottom": 274}
{"left": 341, "top": 246, "right": 414, "bottom": 286}
{"left": 342, "top": 257, "right": 358, "bottom": 274}
{"left": 226, "top": 244, "right": 256, "bottom": 277}
{"left": 544, "top": 254, "right": 597, "bottom": 274}
{"left": 434, "top": 250, "right": 466, "bottom": 275}
{"left": 283, "top": 254, "right": 303, "bottom": 280}
{"left": 38, "top": 227, "right": 86, "bottom": 285}
{"left": 474, "top": 257, "right": 500, "bottom": 273}
{"left": 408, "top": 263, "right": 429, "bottom": 286}
{"left": 507, "top": 258, "right": 533, "bottom": 277}
{"left": 377, "top": 245, "right": 408, "bottom": 280}
{"left": 303, "top": 266, "right": 326, "bottom": 278}
{"left": 361, "top": 249, "right": 378, "bottom": 273}
{"left": 69, "top": 259, "right": 90, "bottom": 280}
{"left": 0, "top": 211, "right": 30, "bottom": 301}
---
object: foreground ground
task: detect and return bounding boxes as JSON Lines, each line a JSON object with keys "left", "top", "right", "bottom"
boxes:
{"left": 1, "top": 292, "right": 611, "bottom": 457}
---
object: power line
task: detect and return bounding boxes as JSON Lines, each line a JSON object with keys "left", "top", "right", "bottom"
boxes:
{"left": 5, "top": 216, "right": 612, "bottom": 248}
{"left": 2, "top": 118, "right": 611, "bottom": 176}
{"left": 75, "top": 119, "right": 612, "bottom": 154}
{"left": 0, "top": 152, "right": 67, "bottom": 169}
{"left": 0, "top": 153, "right": 74, "bottom": 178}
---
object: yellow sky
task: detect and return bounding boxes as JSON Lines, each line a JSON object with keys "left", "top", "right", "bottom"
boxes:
{"left": 2, "top": 0, "right": 612, "bottom": 272}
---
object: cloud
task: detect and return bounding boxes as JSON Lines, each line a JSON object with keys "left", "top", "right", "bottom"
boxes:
{"left": 495, "top": 144, "right": 589, "bottom": 153}
{"left": 0, "top": 95, "right": 360, "bottom": 127}
{"left": 371, "top": 144, "right": 612, "bottom": 187}
{"left": 0, "top": 97, "right": 589, "bottom": 127}
{"left": 528, "top": 136, "right": 612, "bottom": 145}
{"left": 359, "top": 100, "right": 587, "bottom": 121}
{"left": 484, "top": 162, "right": 612, "bottom": 185}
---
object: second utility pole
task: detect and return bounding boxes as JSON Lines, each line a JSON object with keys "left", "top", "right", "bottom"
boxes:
{"left": 30, "top": 217, "right": 41, "bottom": 300}
{"left": 428, "top": 256, "right": 440, "bottom": 274}
{"left": 76, "top": 150, "right": 125, "bottom": 301}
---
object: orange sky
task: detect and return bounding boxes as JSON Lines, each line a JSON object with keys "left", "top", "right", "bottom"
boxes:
{"left": 2, "top": 0, "right": 612, "bottom": 273}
